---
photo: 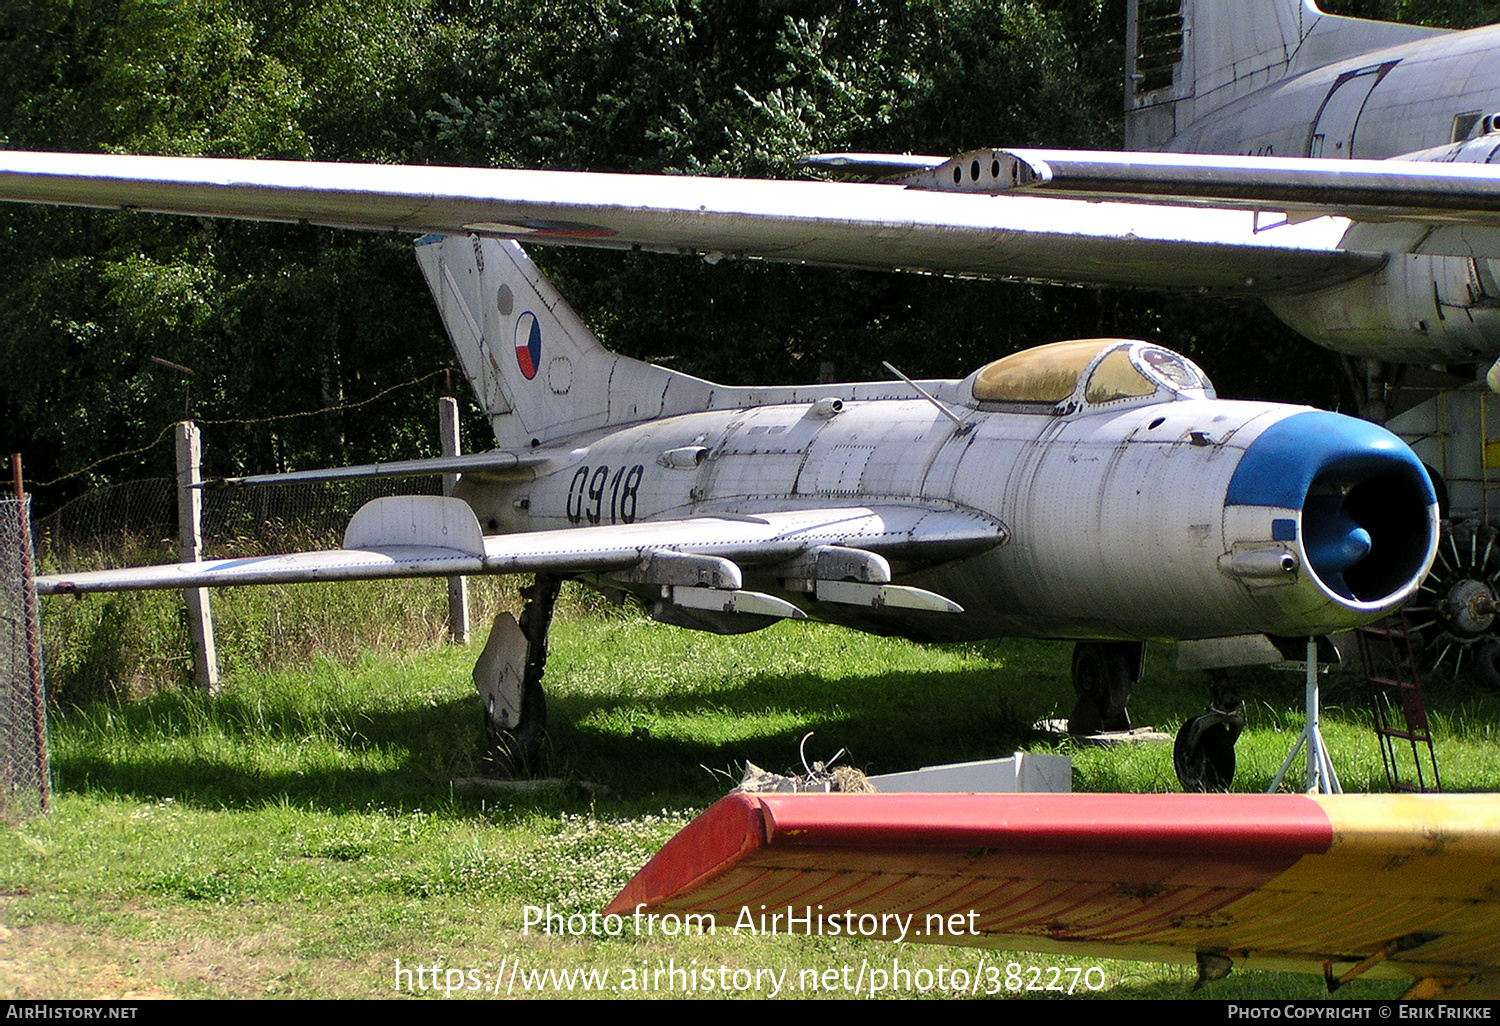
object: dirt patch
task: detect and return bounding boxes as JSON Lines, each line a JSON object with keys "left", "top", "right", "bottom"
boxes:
{"left": 0, "top": 901, "right": 331, "bottom": 999}
{"left": 0, "top": 921, "right": 176, "bottom": 999}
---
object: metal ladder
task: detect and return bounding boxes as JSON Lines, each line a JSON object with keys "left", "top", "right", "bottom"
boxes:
{"left": 1355, "top": 614, "right": 1441, "bottom": 793}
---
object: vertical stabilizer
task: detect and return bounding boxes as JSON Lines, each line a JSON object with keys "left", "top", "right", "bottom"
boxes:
{"left": 416, "top": 235, "right": 714, "bottom": 449}
{"left": 1126, "top": 0, "right": 1448, "bottom": 151}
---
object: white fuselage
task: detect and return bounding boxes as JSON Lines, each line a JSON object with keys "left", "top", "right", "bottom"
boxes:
{"left": 1165, "top": 27, "right": 1500, "bottom": 161}
{"left": 458, "top": 391, "right": 1431, "bottom": 643}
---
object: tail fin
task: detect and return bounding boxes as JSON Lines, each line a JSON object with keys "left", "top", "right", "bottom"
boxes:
{"left": 1125, "top": 0, "right": 1447, "bottom": 151}
{"left": 416, "top": 235, "right": 714, "bottom": 449}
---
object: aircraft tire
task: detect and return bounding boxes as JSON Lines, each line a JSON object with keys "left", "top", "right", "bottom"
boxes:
{"left": 1174, "top": 715, "right": 1239, "bottom": 792}
{"left": 1475, "top": 642, "right": 1500, "bottom": 692}
{"left": 1067, "top": 642, "right": 1133, "bottom": 735}
{"left": 486, "top": 679, "right": 547, "bottom": 778}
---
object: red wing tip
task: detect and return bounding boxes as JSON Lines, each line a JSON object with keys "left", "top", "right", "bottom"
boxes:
{"left": 605, "top": 793, "right": 769, "bottom": 916}
{"left": 608, "top": 792, "right": 1335, "bottom": 915}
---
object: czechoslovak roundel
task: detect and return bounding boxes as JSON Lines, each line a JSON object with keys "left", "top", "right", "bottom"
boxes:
{"left": 515, "top": 311, "right": 541, "bottom": 380}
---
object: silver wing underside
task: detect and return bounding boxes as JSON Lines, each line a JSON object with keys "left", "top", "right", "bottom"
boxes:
{"left": 36, "top": 496, "right": 1004, "bottom": 603}
{"left": 5, "top": 147, "right": 1500, "bottom": 297}
{"left": 0, "top": 150, "right": 1392, "bottom": 298}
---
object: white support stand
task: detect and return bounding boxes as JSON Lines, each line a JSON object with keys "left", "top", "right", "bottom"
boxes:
{"left": 175, "top": 421, "right": 220, "bottom": 694}
{"left": 438, "top": 396, "right": 470, "bottom": 645}
{"left": 1268, "top": 636, "right": 1341, "bottom": 794}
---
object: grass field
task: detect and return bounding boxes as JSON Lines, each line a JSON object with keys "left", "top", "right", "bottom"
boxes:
{"left": 4, "top": 582, "right": 1498, "bottom": 999}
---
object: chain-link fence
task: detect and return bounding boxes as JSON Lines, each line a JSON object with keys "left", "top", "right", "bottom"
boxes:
{"left": 25, "top": 390, "right": 493, "bottom": 705}
{"left": 32, "top": 472, "right": 511, "bottom": 704}
{"left": 1, "top": 494, "right": 50, "bottom": 821}
{"left": 33, "top": 478, "right": 175, "bottom": 574}
{"left": 35, "top": 475, "right": 442, "bottom": 573}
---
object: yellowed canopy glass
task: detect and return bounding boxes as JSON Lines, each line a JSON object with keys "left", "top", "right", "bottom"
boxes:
{"left": 1084, "top": 348, "right": 1156, "bottom": 404}
{"left": 972, "top": 338, "right": 1130, "bottom": 403}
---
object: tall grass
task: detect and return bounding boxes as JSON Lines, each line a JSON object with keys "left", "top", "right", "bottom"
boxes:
{"left": 40, "top": 575, "right": 524, "bottom": 705}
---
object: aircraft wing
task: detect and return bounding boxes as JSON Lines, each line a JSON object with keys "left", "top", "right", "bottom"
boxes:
{"left": 606, "top": 792, "right": 1500, "bottom": 997}
{"left": 205, "top": 449, "right": 550, "bottom": 487}
{"left": 878, "top": 147, "right": 1500, "bottom": 262}
{"left": 0, "top": 149, "right": 1382, "bottom": 298}
{"left": 35, "top": 496, "right": 1003, "bottom": 610}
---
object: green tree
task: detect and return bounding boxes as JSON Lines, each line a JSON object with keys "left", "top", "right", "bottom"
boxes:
{"left": 0, "top": 0, "right": 457, "bottom": 501}
{"left": 3, "top": 0, "right": 1498, "bottom": 508}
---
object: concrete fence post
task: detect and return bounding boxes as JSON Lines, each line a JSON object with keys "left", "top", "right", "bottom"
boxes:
{"left": 175, "top": 421, "right": 220, "bottom": 693}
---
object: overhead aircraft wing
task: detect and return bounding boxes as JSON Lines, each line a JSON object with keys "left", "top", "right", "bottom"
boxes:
{"left": 872, "top": 147, "right": 1500, "bottom": 261}
{"left": 35, "top": 496, "right": 1003, "bottom": 616}
{"left": 0, "top": 150, "right": 1381, "bottom": 298}
{"left": 607, "top": 792, "right": 1500, "bottom": 998}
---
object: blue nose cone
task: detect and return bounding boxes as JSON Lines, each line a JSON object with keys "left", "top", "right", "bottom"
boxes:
{"left": 1303, "top": 494, "right": 1373, "bottom": 578}
{"left": 1227, "top": 410, "right": 1436, "bottom": 604}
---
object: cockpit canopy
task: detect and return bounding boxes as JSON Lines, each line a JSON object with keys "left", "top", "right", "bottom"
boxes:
{"left": 969, "top": 338, "right": 1215, "bottom": 411}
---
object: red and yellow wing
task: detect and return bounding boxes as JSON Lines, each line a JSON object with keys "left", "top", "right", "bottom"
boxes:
{"left": 607, "top": 793, "right": 1500, "bottom": 994}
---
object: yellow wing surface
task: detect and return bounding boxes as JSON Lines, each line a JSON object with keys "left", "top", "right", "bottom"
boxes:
{"left": 608, "top": 792, "right": 1500, "bottom": 997}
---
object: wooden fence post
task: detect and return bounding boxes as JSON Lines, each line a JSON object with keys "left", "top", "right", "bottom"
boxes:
{"left": 176, "top": 422, "right": 220, "bottom": 693}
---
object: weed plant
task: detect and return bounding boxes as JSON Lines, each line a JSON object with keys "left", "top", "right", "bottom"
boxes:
{"left": 40, "top": 575, "right": 524, "bottom": 705}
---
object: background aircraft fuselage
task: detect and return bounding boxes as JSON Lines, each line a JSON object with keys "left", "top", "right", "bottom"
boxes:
{"left": 1130, "top": 1, "right": 1500, "bottom": 365}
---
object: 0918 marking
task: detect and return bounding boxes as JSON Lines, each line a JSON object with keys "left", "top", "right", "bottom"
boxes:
{"left": 566, "top": 464, "right": 644, "bottom": 525}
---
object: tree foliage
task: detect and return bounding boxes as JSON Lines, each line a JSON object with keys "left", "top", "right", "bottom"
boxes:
{"left": 0, "top": 0, "right": 1494, "bottom": 508}
{"left": 0, "top": 0, "right": 453, "bottom": 495}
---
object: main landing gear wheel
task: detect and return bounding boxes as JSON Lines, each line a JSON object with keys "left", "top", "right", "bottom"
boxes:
{"left": 478, "top": 573, "right": 561, "bottom": 778}
{"left": 1408, "top": 520, "right": 1500, "bottom": 678}
{"left": 1066, "top": 641, "right": 1140, "bottom": 735}
{"left": 1174, "top": 669, "right": 1245, "bottom": 792}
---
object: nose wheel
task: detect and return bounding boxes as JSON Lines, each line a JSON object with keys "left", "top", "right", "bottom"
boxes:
{"left": 1407, "top": 520, "right": 1499, "bottom": 680}
{"left": 1174, "top": 669, "right": 1244, "bottom": 792}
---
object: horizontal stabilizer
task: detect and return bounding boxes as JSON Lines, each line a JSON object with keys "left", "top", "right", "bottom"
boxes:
{"left": 206, "top": 449, "right": 548, "bottom": 488}
{"left": 899, "top": 147, "right": 1500, "bottom": 231}
{"left": 801, "top": 152, "right": 946, "bottom": 177}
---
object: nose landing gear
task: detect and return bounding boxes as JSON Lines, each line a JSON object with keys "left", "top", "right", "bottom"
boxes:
{"left": 1174, "top": 669, "right": 1245, "bottom": 792}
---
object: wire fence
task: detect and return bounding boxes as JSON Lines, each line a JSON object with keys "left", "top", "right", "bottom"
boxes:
{"left": 1, "top": 494, "right": 50, "bottom": 821}
{"left": 30, "top": 470, "right": 518, "bottom": 705}
{"left": 35, "top": 475, "right": 442, "bottom": 573}
{"left": 25, "top": 389, "right": 500, "bottom": 705}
